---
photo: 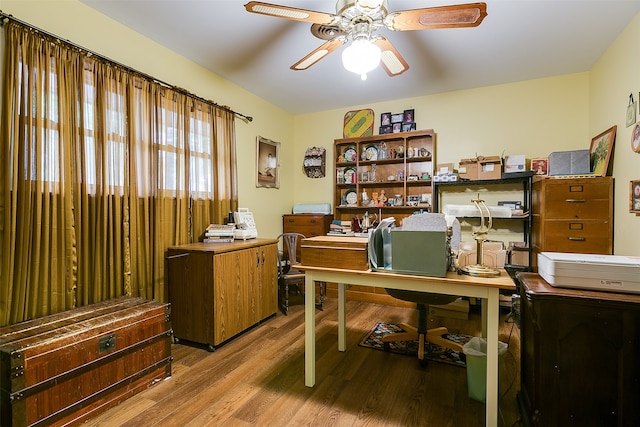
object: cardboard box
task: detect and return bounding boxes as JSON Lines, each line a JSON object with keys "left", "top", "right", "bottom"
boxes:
{"left": 458, "top": 156, "right": 502, "bottom": 180}
{"left": 458, "top": 158, "right": 479, "bottom": 180}
{"left": 301, "top": 235, "right": 369, "bottom": 270}
{"left": 504, "top": 155, "right": 526, "bottom": 174}
{"left": 429, "top": 298, "right": 469, "bottom": 320}
{"left": 548, "top": 149, "right": 590, "bottom": 175}
{"left": 457, "top": 241, "right": 507, "bottom": 268}
{"left": 478, "top": 156, "right": 502, "bottom": 180}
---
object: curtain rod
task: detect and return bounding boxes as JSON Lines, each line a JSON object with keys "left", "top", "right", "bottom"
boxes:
{"left": 0, "top": 10, "right": 253, "bottom": 123}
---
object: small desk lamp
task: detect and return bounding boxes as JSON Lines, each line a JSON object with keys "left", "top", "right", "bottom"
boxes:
{"left": 460, "top": 194, "right": 501, "bottom": 277}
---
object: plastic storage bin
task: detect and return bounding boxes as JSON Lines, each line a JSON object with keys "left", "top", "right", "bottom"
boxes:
{"left": 462, "top": 337, "right": 508, "bottom": 402}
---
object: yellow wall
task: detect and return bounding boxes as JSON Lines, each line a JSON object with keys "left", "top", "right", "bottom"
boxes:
{"left": 3, "top": 1, "right": 639, "bottom": 256}
{"left": 589, "top": 12, "right": 640, "bottom": 255}
{"left": 293, "top": 73, "right": 590, "bottom": 206}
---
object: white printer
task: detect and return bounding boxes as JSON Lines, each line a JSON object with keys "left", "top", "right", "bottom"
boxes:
{"left": 538, "top": 252, "right": 640, "bottom": 294}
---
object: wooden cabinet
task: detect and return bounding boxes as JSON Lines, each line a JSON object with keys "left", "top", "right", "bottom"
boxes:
{"left": 432, "top": 172, "right": 534, "bottom": 269}
{"left": 532, "top": 177, "right": 613, "bottom": 269}
{"left": 283, "top": 213, "right": 333, "bottom": 237}
{"left": 166, "top": 239, "right": 277, "bottom": 350}
{"left": 334, "top": 129, "right": 435, "bottom": 226}
{"left": 516, "top": 272, "right": 640, "bottom": 426}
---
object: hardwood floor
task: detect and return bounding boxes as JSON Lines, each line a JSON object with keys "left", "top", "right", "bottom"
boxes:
{"left": 85, "top": 297, "right": 523, "bottom": 426}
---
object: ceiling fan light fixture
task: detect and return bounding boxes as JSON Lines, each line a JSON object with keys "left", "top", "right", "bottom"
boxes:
{"left": 342, "top": 38, "right": 381, "bottom": 79}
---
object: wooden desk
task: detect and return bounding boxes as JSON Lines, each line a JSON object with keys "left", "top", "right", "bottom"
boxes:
{"left": 299, "top": 265, "right": 515, "bottom": 427}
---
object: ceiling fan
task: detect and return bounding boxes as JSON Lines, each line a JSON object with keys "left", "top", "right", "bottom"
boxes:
{"left": 244, "top": 0, "right": 487, "bottom": 80}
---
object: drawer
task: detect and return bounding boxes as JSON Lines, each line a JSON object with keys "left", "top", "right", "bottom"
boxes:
{"left": 542, "top": 198, "right": 610, "bottom": 220}
{"left": 543, "top": 179, "right": 611, "bottom": 200}
{"left": 541, "top": 220, "right": 612, "bottom": 254}
{"left": 282, "top": 214, "right": 331, "bottom": 237}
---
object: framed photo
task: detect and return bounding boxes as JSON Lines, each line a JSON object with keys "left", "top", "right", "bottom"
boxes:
{"left": 631, "top": 180, "right": 640, "bottom": 213}
{"left": 379, "top": 125, "right": 392, "bottom": 134}
{"left": 392, "top": 122, "right": 402, "bottom": 133}
{"left": 380, "top": 112, "right": 391, "bottom": 126}
{"left": 530, "top": 157, "right": 548, "bottom": 176}
{"left": 391, "top": 113, "right": 404, "bottom": 124}
{"left": 403, "top": 109, "right": 414, "bottom": 124}
{"left": 590, "top": 125, "right": 616, "bottom": 177}
{"left": 401, "top": 122, "right": 416, "bottom": 132}
{"left": 256, "top": 136, "right": 280, "bottom": 188}
{"left": 631, "top": 122, "right": 640, "bottom": 153}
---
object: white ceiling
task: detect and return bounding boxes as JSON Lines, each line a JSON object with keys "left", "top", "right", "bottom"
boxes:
{"left": 79, "top": 0, "right": 640, "bottom": 115}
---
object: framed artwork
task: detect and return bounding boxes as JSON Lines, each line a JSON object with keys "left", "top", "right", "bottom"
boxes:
{"left": 379, "top": 125, "right": 392, "bottom": 134}
{"left": 402, "top": 122, "right": 416, "bottom": 132}
{"left": 380, "top": 112, "right": 391, "bottom": 126}
{"left": 391, "top": 113, "right": 404, "bottom": 124}
{"left": 403, "top": 109, "right": 415, "bottom": 123}
{"left": 392, "top": 122, "right": 402, "bottom": 133}
{"left": 631, "top": 122, "right": 640, "bottom": 153}
{"left": 256, "top": 136, "right": 280, "bottom": 188}
{"left": 589, "top": 125, "right": 616, "bottom": 177}
{"left": 631, "top": 180, "right": 640, "bottom": 213}
{"left": 530, "top": 157, "right": 548, "bottom": 176}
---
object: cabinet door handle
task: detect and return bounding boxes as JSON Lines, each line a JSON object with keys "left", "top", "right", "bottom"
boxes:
{"left": 262, "top": 251, "right": 265, "bottom": 265}
{"left": 568, "top": 236, "right": 586, "bottom": 241}
{"left": 256, "top": 252, "right": 260, "bottom": 267}
{"left": 565, "top": 199, "right": 586, "bottom": 203}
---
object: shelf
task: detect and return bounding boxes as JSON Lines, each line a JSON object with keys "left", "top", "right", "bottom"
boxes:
{"left": 433, "top": 171, "right": 534, "bottom": 270}
{"left": 334, "top": 129, "right": 436, "bottom": 223}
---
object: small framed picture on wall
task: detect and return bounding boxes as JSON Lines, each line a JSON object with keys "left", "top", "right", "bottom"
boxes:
{"left": 530, "top": 158, "right": 548, "bottom": 176}
{"left": 631, "top": 180, "right": 640, "bottom": 213}
{"left": 403, "top": 109, "right": 414, "bottom": 124}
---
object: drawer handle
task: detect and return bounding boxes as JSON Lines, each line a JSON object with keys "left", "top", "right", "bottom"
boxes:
{"left": 310, "top": 219, "right": 317, "bottom": 223}
{"left": 565, "top": 199, "right": 586, "bottom": 203}
{"left": 568, "top": 236, "right": 586, "bottom": 241}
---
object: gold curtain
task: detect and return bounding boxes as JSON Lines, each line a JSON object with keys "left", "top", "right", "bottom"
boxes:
{"left": 0, "top": 22, "right": 237, "bottom": 326}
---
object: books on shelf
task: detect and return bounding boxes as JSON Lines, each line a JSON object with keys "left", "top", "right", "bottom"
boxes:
{"left": 329, "top": 219, "right": 352, "bottom": 235}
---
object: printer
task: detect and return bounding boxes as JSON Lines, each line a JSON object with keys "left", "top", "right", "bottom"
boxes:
{"left": 538, "top": 252, "right": 640, "bottom": 294}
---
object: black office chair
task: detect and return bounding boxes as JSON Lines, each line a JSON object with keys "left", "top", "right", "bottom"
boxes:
{"left": 382, "top": 213, "right": 464, "bottom": 366}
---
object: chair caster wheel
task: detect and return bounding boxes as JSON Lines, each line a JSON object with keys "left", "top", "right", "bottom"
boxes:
{"left": 173, "top": 336, "right": 181, "bottom": 344}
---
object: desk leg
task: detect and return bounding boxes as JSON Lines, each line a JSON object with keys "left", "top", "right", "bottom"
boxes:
{"left": 481, "top": 298, "right": 487, "bottom": 338}
{"left": 485, "top": 288, "right": 500, "bottom": 427}
{"left": 338, "top": 283, "right": 346, "bottom": 352}
{"left": 305, "top": 273, "right": 316, "bottom": 387}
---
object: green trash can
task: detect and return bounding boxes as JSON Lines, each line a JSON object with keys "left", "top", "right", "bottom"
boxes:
{"left": 462, "top": 337, "right": 508, "bottom": 402}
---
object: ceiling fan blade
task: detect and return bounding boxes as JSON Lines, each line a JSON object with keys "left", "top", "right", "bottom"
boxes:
{"left": 291, "top": 38, "right": 346, "bottom": 71}
{"left": 245, "top": 1, "right": 336, "bottom": 25}
{"left": 373, "top": 37, "right": 409, "bottom": 77}
{"left": 386, "top": 2, "right": 487, "bottom": 31}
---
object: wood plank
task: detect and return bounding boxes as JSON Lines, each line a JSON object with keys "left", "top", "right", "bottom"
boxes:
{"left": 82, "top": 298, "right": 521, "bottom": 427}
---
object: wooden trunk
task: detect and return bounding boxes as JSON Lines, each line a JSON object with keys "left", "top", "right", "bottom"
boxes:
{"left": 0, "top": 296, "right": 172, "bottom": 427}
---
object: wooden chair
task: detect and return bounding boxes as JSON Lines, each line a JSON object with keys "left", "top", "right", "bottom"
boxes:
{"left": 277, "top": 233, "right": 325, "bottom": 315}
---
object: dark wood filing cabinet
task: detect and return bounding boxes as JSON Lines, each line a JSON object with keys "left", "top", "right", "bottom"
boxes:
{"left": 282, "top": 214, "right": 333, "bottom": 260}
{"left": 531, "top": 176, "right": 613, "bottom": 269}
{"left": 516, "top": 273, "right": 640, "bottom": 427}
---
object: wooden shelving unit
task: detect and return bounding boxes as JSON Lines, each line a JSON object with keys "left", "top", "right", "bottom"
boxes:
{"left": 333, "top": 129, "right": 436, "bottom": 226}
